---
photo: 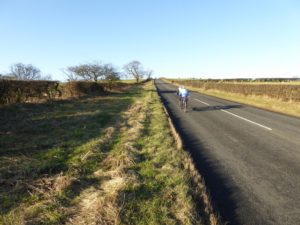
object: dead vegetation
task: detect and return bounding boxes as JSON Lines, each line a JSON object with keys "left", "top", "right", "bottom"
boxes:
{"left": 170, "top": 79, "right": 300, "bottom": 102}
{"left": 161, "top": 101, "right": 218, "bottom": 225}
{"left": 66, "top": 98, "right": 148, "bottom": 225}
{"left": 168, "top": 79, "right": 300, "bottom": 117}
{"left": 1, "top": 81, "right": 218, "bottom": 225}
{"left": 0, "top": 85, "right": 137, "bottom": 224}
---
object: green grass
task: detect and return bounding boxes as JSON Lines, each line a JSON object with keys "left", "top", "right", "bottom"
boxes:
{"left": 119, "top": 82, "right": 213, "bottom": 225}
{"left": 0, "top": 87, "right": 141, "bottom": 223}
{"left": 0, "top": 82, "right": 215, "bottom": 225}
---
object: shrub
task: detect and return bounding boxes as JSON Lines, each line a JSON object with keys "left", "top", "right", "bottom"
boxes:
{"left": 171, "top": 80, "right": 300, "bottom": 102}
{"left": 0, "top": 80, "right": 61, "bottom": 104}
{"left": 61, "top": 81, "right": 105, "bottom": 97}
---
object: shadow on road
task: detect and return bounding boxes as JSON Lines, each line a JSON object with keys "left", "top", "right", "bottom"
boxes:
{"left": 192, "top": 104, "right": 243, "bottom": 112}
{"left": 157, "top": 90, "right": 177, "bottom": 94}
{"left": 158, "top": 92, "right": 241, "bottom": 225}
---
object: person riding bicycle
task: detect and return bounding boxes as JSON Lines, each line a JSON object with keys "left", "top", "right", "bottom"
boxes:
{"left": 180, "top": 86, "right": 189, "bottom": 102}
{"left": 178, "top": 86, "right": 189, "bottom": 112}
{"left": 177, "top": 86, "right": 183, "bottom": 97}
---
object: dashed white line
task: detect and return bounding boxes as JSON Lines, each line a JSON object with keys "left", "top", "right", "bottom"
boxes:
{"left": 193, "top": 97, "right": 272, "bottom": 131}
{"left": 220, "top": 109, "right": 272, "bottom": 131}
{"left": 194, "top": 98, "right": 210, "bottom": 106}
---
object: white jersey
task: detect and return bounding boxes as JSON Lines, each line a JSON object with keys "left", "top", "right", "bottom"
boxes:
{"left": 180, "top": 88, "right": 189, "bottom": 97}
{"left": 178, "top": 87, "right": 182, "bottom": 94}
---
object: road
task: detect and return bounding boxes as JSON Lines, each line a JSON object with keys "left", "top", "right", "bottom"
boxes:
{"left": 155, "top": 79, "right": 300, "bottom": 225}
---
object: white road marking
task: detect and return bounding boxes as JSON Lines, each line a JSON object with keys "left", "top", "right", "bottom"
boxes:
{"left": 194, "top": 98, "right": 210, "bottom": 106}
{"left": 220, "top": 109, "right": 272, "bottom": 131}
{"left": 193, "top": 97, "right": 272, "bottom": 131}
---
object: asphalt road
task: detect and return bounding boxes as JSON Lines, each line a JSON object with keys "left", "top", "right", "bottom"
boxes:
{"left": 155, "top": 79, "right": 300, "bottom": 225}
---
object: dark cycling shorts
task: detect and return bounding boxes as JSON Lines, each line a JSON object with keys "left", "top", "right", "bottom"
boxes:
{"left": 181, "top": 96, "right": 188, "bottom": 102}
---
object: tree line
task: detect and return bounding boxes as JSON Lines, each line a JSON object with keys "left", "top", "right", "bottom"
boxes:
{"left": 1, "top": 60, "right": 153, "bottom": 83}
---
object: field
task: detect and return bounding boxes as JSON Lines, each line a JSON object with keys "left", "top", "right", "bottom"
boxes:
{"left": 167, "top": 79, "right": 300, "bottom": 117}
{"left": 0, "top": 81, "right": 216, "bottom": 225}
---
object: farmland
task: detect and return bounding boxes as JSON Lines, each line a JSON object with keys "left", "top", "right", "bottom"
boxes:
{"left": 167, "top": 79, "right": 300, "bottom": 117}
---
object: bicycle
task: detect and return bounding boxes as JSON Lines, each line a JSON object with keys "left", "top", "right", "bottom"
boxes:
{"left": 180, "top": 96, "right": 188, "bottom": 112}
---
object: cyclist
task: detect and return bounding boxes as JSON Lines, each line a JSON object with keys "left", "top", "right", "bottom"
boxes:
{"left": 179, "top": 86, "right": 189, "bottom": 112}
{"left": 177, "top": 86, "right": 183, "bottom": 98}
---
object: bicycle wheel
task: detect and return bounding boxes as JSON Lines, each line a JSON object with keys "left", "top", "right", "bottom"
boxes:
{"left": 184, "top": 99, "right": 187, "bottom": 112}
{"left": 179, "top": 98, "right": 182, "bottom": 108}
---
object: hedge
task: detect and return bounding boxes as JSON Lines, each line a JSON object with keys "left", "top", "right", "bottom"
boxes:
{"left": 61, "top": 81, "right": 105, "bottom": 97}
{"left": 0, "top": 80, "right": 61, "bottom": 104}
{"left": 0, "top": 80, "right": 106, "bottom": 104}
{"left": 171, "top": 80, "right": 300, "bottom": 102}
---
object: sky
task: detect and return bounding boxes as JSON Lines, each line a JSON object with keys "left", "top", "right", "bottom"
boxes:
{"left": 0, "top": 0, "right": 300, "bottom": 81}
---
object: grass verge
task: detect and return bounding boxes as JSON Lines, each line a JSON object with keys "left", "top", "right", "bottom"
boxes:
{"left": 119, "top": 82, "right": 217, "bottom": 225}
{"left": 0, "top": 81, "right": 217, "bottom": 225}
{"left": 0, "top": 86, "right": 138, "bottom": 224}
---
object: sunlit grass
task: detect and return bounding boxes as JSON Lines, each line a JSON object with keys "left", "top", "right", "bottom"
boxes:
{"left": 0, "top": 88, "right": 138, "bottom": 223}
{"left": 199, "top": 88, "right": 299, "bottom": 117}
{"left": 167, "top": 79, "right": 300, "bottom": 118}
{"left": 0, "top": 81, "right": 215, "bottom": 225}
{"left": 120, "top": 82, "right": 213, "bottom": 225}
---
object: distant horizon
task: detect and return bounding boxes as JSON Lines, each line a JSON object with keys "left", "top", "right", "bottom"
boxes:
{"left": 1, "top": 67, "right": 300, "bottom": 81}
{"left": 1, "top": 61, "right": 299, "bottom": 81}
{"left": 1, "top": 0, "right": 299, "bottom": 81}
{"left": 160, "top": 74, "right": 300, "bottom": 80}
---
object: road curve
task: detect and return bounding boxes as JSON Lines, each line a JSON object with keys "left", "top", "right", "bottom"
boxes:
{"left": 155, "top": 79, "right": 300, "bottom": 225}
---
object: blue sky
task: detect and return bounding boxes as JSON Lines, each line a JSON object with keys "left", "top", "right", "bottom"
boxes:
{"left": 0, "top": 0, "right": 299, "bottom": 80}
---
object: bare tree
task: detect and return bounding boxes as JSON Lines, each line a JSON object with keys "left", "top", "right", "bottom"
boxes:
{"left": 66, "top": 62, "right": 107, "bottom": 82}
{"left": 146, "top": 70, "right": 153, "bottom": 80}
{"left": 43, "top": 74, "right": 52, "bottom": 80}
{"left": 62, "top": 68, "right": 79, "bottom": 81}
{"left": 10, "top": 63, "right": 42, "bottom": 80}
{"left": 103, "top": 64, "right": 120, "bottom": 80}
{"left": 123, "top": 61, "right": 144, "bottom": 83}
{"left": 103, "top": 64, "right": 120, "bottom": 89}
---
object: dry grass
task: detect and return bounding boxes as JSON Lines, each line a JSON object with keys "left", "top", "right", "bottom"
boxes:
{"left": 119, "top": 81, "right": 219, "bottom": 225}
{"left": 0, "top": 86, "right": 139, "bottom": 224}
{"left": 1, "top": 80, "right": 218, "bottom": 225}
{"left": 243, "top": 81, "right": 300, "bottom": 85}
{"left": 162, "top": 103, "right": 218, "bottom": 225}
{"left": 167, "top": 79, "right": 300, "bottom": 118}
{"left": 202, "top": 89, "right": 300, "bottom": 117}
{"left": 66, "top": 96, "right": 148, "bottom": 225}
